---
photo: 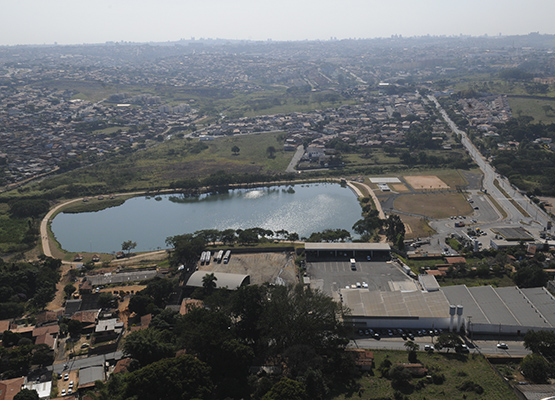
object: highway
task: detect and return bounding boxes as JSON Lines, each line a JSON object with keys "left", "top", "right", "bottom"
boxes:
{"left": 426, "top": 95, "right": 552, "bottom": 244}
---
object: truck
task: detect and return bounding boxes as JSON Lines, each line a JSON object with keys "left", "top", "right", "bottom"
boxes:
{"left": 455, "top": 222, "right": 465, "bottom": 228}
{"left": 350, "top": 258, "right": 356, "bottom": 270}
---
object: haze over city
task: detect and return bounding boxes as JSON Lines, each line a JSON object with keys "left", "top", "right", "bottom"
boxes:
{"left": 2, "top": 0, "right": 555, "bottom": 46}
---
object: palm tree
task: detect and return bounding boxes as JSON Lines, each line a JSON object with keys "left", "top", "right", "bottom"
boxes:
{"left": 202, "top": 273, "right": 217, "bottom": 294}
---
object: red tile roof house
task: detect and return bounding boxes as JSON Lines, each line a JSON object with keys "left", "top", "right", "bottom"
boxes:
{"left": 0, "top": 376, "right": 25, "bottom": 400}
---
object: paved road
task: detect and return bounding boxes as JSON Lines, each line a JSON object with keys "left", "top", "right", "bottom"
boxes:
{"left": 429, "top": 95, "right": 552, "bottom": 232}
{"left": 352, "top": 337, "right": 530, "bottom": 357}
{"left": 285, "top": 145, "right": 305, "bottom": 173}
{"left": 50, "top": 351, "right": 123, "bottom": 373}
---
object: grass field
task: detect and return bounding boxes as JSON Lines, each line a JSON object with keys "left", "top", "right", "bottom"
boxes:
{"left": 333, "top": 349, "right": 517, "bottom": 400}
{"left": 394, "top": 192, "right": 473, "bottom": 219}
{"left": 9, "top": 131, "right": 296, "bottom": 198}
{"left": 507, "top": 97, "right": 555, "bottom": 124}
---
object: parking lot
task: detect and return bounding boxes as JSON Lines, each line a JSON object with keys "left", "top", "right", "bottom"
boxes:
{"left": 307, "top": 259, "right": 412, "bottom": 296}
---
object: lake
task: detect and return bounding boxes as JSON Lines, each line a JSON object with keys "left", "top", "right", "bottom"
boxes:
{"left": 51, "top": 182, "right": 362, "bottom": 253}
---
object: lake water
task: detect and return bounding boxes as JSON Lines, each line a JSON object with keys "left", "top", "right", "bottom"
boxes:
{"left": 51, "top": 182, "right": 362, "bottom": 253}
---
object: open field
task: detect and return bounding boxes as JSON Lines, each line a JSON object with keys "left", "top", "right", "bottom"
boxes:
{"left": 404, "top": 175, "right": 449, "bottom": 190}
{"left": 394, "top": 192, "right": 473, "bottom": 219}
{"left": 397, "top": 214, "right": 436, "bottom": 239}
{"left": 401, "top": 169, "right": 469, "bottom": 188}
{"left": 333, "top": 349, "right": 517, "bottom": 400}
{"left": 392, "top": 183, "right": 410, "bottom": 192}
{"left": 507, "top": 96, "right": 555, "bottom": 124}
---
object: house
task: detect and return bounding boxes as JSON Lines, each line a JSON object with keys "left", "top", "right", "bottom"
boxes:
{"left": 0, "top": 320, "right": 12, "bottom": 336}
{"left": 345, "top": 349, "right": 374, "bottom": 371}
{"left": 94, "top": 318, "right": 124, "bottom": 343}
{"left": 79, "top": 279, "right": 93, "bottom": 295}
{"left": 179, "top": 299, "right": 204, "bottom": 315}
{"left": 0, "top": 376, "right": 25, "bottom": 400}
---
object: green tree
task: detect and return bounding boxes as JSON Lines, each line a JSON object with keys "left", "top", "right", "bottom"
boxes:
{"left": 166, "top": 233, "right": 206, "bottom": 269}
{"left": 513, "top": 264, "right": 548, "bottom": 288}
{"left": 121, "top": 240, "right": 137, "bottom": 257}
{"left": 123, "top": 328, "right": 176, "bottom": 367}
{"left": 524, "top": 330, "right": 555, "bottom": 357}
{"left": 31, "top": 344, "right": 53, "bottom": 368}
{"left": 67, "top": 319, "right": 82, "bottom": 337}
{"left": 389, "top": 364, "right": 412, "bottom": 386}
{"left": 262, "top": 377, "right": 307, "bottom": 400}
{"left": 14, "top": 389, "right": 39, "bottom": 400}
{"left": 122, "top": 355, "right": 214, "bottom": 400}
{"left": 98, "top": 292, "right": 116, "bottom": 309}
{"left": 202, "top": 273, "right": 217, "bottom": 295}
{"left": 232, "top": 145, "right": 240, "bottom": 155}
{"left": 521, "top": 354, "right": 550, "bottom": 383}
{"left": 404, "top": 340, "right": 419, "bottom": 363}
{"left": 436, "top": 333, "right": 463, "bottom": 352}
{"left": 266, "top": 146, "right": 277, "bottom": 158}
{"left": 63, "top": 284, "right": 76, "bottom": 299}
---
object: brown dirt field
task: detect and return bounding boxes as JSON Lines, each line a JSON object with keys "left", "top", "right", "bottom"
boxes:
{"left": 391, "top": 183, "right": 410, "bottom": 192}
{"left": 199, "top": 252, "right": 297, "bottom": 286}
{"left": 397, "top": 214, "right": 436, "bottom": 239}
{"left": 404, "top": 175, "right": 450, "bottom": 190}
{"left": 394, "top": 192, "right": 473, "bottom": 219}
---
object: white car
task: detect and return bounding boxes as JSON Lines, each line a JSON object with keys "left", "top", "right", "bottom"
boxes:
{"left": 497, "top": 343, "right": 509, "bottom": 349}
{"left": 362, "top": 282, "right": 369, "bottom": 288}
{"left": 61, "top": 389, "right": 66, "bottom": 396}
{"left": 356, "top": 282, "right": 361, "bottom": 288}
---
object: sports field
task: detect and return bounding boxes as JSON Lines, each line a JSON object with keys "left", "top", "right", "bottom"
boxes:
{"left": 404, "top": 175, "right": 449, "bottom": 190}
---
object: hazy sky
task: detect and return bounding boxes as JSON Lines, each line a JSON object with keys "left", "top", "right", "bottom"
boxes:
{"left": 2, "top": 0, "right": 554, "bottom": 46}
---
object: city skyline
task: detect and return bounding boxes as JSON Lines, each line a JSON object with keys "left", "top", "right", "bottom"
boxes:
{"left": 1, "top": 0, "right": 555, "bottom": 46}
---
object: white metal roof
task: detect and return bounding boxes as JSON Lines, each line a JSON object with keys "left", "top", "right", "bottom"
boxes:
{"left": 186, "top": 271, "right": 250, "bottom": 289}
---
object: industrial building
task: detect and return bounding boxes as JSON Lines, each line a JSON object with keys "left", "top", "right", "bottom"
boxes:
{"left": 307, "top": 243, "right": 555, "bottom": 337}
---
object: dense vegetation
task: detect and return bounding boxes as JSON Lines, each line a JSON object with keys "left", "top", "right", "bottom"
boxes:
{"left": 94, "top": 282, "right": 355, "bottom": 400}
{"left": 0, "top": 256, "right": 61, "bottom": 319}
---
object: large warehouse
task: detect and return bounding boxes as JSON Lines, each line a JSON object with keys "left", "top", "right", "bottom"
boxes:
{"left": 341, "top": 279, "right": 555, "bottom": 336}
{"left": 305, "top": 243, "right": 555, "bottom": 336}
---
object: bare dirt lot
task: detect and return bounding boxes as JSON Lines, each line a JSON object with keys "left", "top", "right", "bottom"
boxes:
{"left": 404, "top": 175, "right": 450, "bottom": 190}
{"left": 198, "top": 251, "right": 297, "bottom": 286}
{"left": 391, "top": 183, "right": 410, "bottom": 192}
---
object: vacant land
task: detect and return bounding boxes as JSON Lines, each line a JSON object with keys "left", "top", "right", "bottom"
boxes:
{"left": 395, "top": 192, "right": 473, "bottom": 219}
{"left": 404, "top": 175, "right": 449, "bottom": 190}
{"left": 198, "top": 251, "right": 297, "bottom": 286}
{"left": 333, "top": 349, "right": 517, "bottom": 400}
{"left": 507, "top": 96, "right": 555, "bottom": 124}
{"left": 397, "top": 214, "right": 436, "bottom": 239}
{"left": 392, "top": 183, "right": 410, "bottom": 192}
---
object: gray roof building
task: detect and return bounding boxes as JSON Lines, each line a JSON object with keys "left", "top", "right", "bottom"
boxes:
{"left": 186, "top": 271, "right": 250, "bottom": 290}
